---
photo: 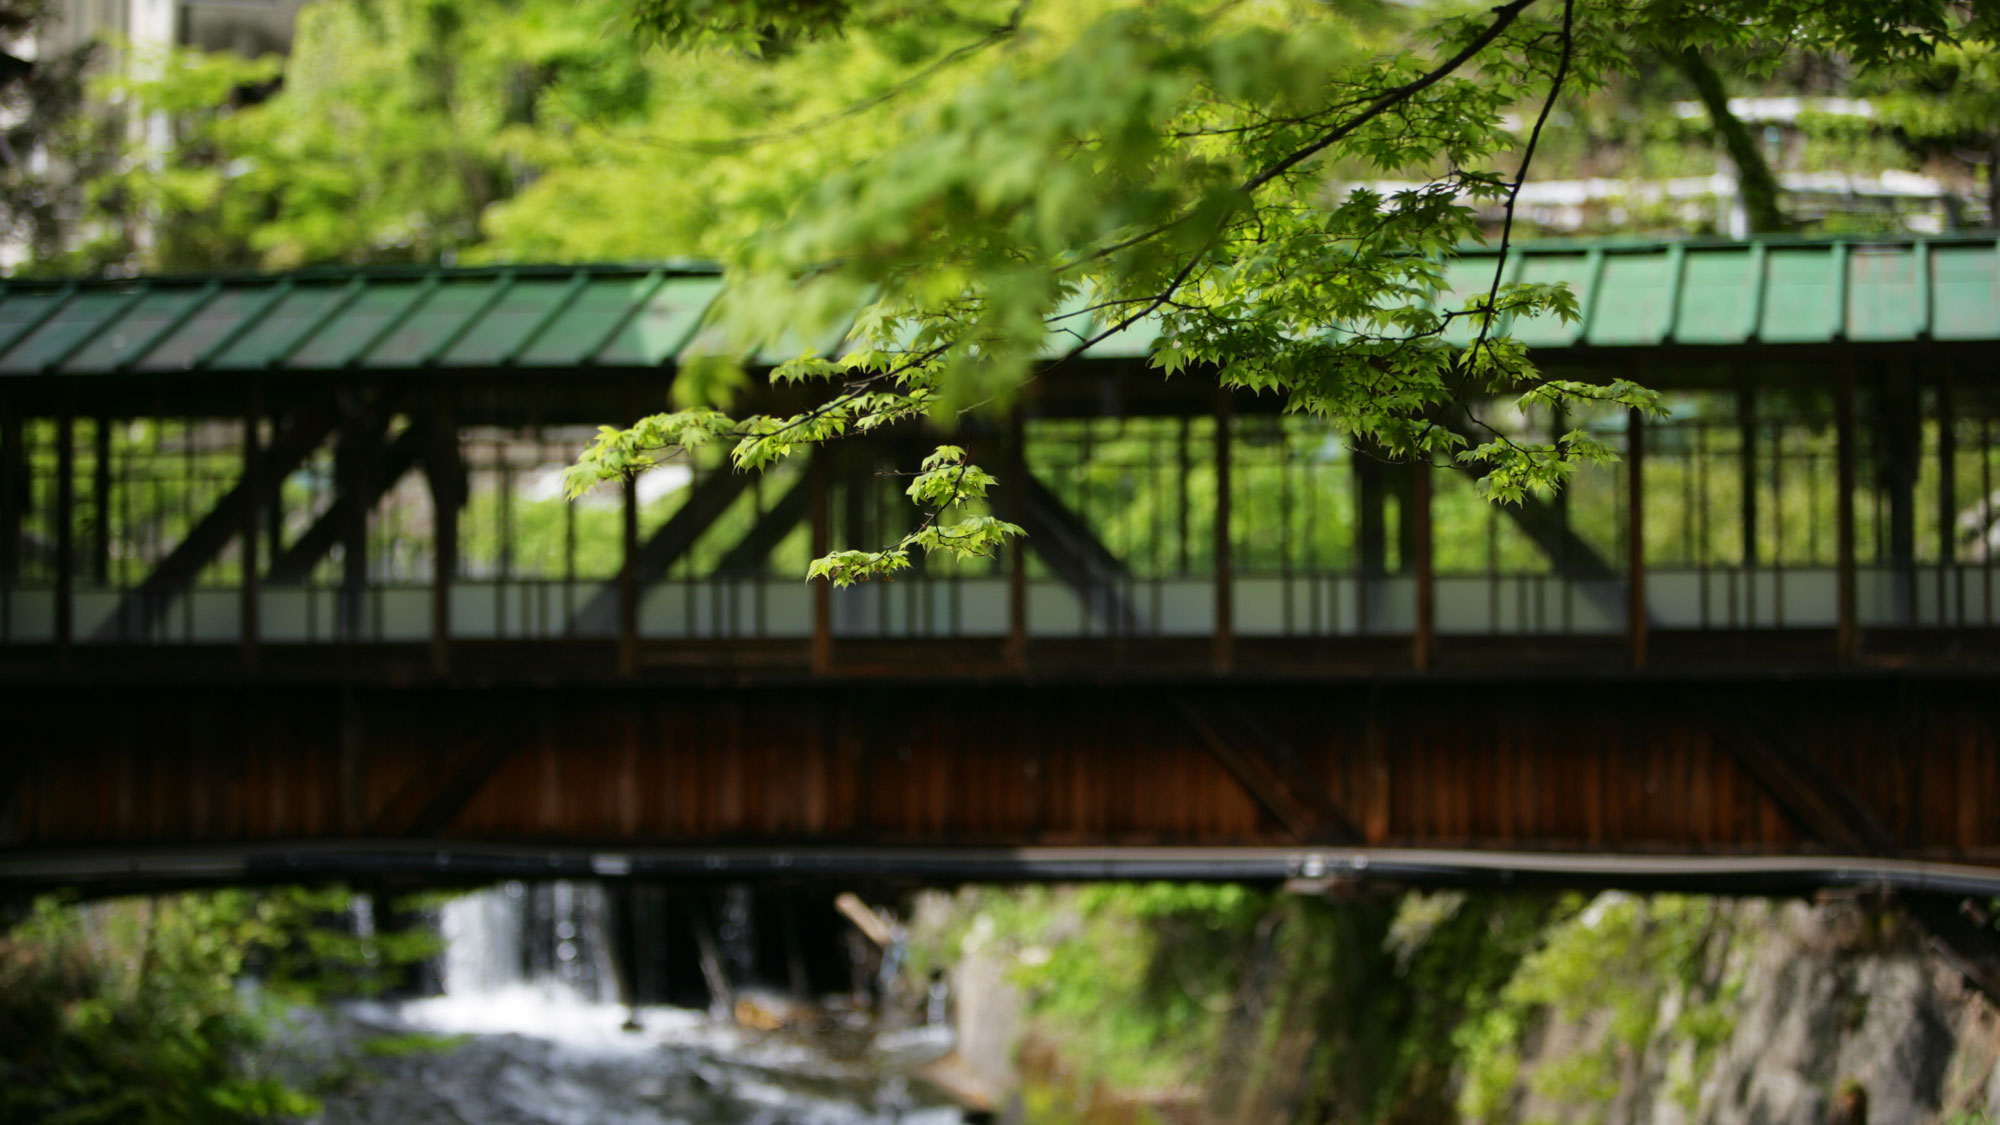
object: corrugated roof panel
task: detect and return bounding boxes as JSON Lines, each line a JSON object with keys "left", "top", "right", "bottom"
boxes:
{"left": 1437, "top": 256, "right": 1502, "bottom": 346}
{"left": 594, "top": 276, "right": 723, "bottom": 365}
{"left": 517, "top": 275, "right": 664, "bottom": 366}
{"left": 0, "top": 290, "right": 73, "bottom": 359}
{"left": 0, "top": 289, "right": 139, "bottom": 373}
{"left": 289, "top": 281, "right": 429, "bottom": 368}
{"left": 135, "top": 286, "right": 278, "bottom": 371}
{"left": 1672, "top": 246, "right": 1759, "bottom": 344}
{"left": 1759, "top": 247, "right": 1841, "bottom": 343}
{"left": 361, "top": 278, "right": 503, "bottom": 368}
{"left": 1585, "top": 250, "right": 1678, "bottom": 346}
{"left": 1510, "top": 252, "right": 1593, "bottom": 346}
{"left": 62, "top": 286, "right": 214, "bottom": 372}
{"left": 209, "top": 283, "right": 354, "bottom": 369}
{"left": 437, "top": 276, "right": 586, "bottom": 366}
{"left": 1930, "top": 243, "right": 1999, "bottom": 341}
{"left": 1846, "top": 245, "right": 1924, "bottom": 342}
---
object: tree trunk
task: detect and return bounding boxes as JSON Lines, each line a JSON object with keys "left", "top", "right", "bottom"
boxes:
{"left": 1672, "top": 49, "right": 1789, "bottom": 234}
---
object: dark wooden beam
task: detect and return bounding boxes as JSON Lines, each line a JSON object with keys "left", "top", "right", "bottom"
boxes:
{"left": 1019, "top": 472, "right": 1138, "bottom": 633}
{"left": 91, "top": 417, "right": 111, "bottom": 587}
{"left": 1005, "top": 413, "right": 1027, "bottom": 671}
{"left": 367, "top": 709, "right": 528, "bottom": 838}
{"left": 1693, "top": 695, "right": 1895, "bottom": 856}
{"left": 1628, "top": 408, "right": 1648, "bottom": 667}
{"left": 94, "top": 401, "right": 343, "bottom": 642}
{"left": 1177, "top": 697, "right": 1361, "bottom": 845}
{"left": 619, "top": 471, "right": 639, "bottom": 675}
{"left": 334, "top": 406, "right": 382, "bottom": 641}
{"left": 1836, "top": 367, "right": 1859, "bottom": 664}
{"left": 810, "top": 448, "right": 831, "bottom": 674}
{"left": 1738, "top": 385, "right": 1758, "bottom": 571}
{"left": 1412, "top": 456, "right": 1433, "bottom": 671}
{"left": 240, "top": 387, "right": 261, "bottom": 667}
{"left": 714, "top": 472, "right": 808, "bottom": 574}
{"left": 1880, "top": 364, "right": 1922, "bottom": 622}
{"left": 426, "top": 393, "right": 460, "bottom": 677}
{"left": 0, "top": 395, "right": 19, "bottom": 593}
{"left": 1937, "top": 370, "right": 1956, "bottom": 623}
{"left": 265, "top": 421, "right": 429, "bottom": 584}
{"left": 54, "top": 405, "right": 73, "bottom": 658}
{"left": 571, "top": 467, "right": 757, "bottom": 638}
{"left": 1214, "top": 388, "right": 1233, "bottom": 672}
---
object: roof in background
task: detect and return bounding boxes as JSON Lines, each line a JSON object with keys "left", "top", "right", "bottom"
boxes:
{"left": 0, "top": 236, "right": 1994, "bottom": 378}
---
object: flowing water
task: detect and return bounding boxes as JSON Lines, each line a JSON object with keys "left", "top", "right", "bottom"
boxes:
{"left": 300, "top": 882, "right": 965, "bottom": 1125}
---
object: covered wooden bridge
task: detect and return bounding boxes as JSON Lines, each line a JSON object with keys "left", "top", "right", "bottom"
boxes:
{"left": 1, "top": 235, "right": 1998, "bottom": 896}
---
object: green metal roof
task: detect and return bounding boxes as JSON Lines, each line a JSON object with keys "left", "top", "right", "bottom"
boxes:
{"left": 0, "top": 237, "right": 1994, "bottom": 377}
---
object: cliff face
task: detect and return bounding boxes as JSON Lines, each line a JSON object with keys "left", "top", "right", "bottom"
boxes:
{"left": 1409, "top": 893, "right": 2000, "bottom": 1125}
{"left": 1629, "top": 899, "right": 1995, "bottom": 1125}
{"left": 913, "top": 888, "right": 2000, "bottom": 1125}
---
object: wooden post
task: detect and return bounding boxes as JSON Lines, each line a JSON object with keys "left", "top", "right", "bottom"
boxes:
{"left": 810, "top": 446, "right": 832, "bottom": 674}
{"left": 1412, "top": 454, "right": 1433, "bottom": 671}
{"left": 1627, "top": 407, "right": 1648, "bottom": 667}
{"left": 1213, "top": 386, "right": 1233, "bottom": 674}
{"left": 336, "top": 409, "right": 373, "bottom": 642}
{"left": 1835, "top": 367, "right": 1858, "bottom": 664}
{"left": 55, "top": 404, "right": 74, "bottom": 662}
{"left": 241, "top": 388, "right": 262, "bottom": 667}
{"left": 1937, "top": 370, "right": 1956, "bottom": 624}
{"left": 1005, "top": 412, "right": 1027, "bottom": 671}
{"left": 91, "top": 416, "right": 111, "bottom": 587}
{"left": 619, "top": 468, "right": 639, "bottom": 676}
{"left": 428, "top": 392, "right": 458, "bottom": 676}
{"left": 1737, "top": 386, "right": 1757, "bottom": 624}
{"left": 1, "top": 396, "right": 21, "bottom": 600}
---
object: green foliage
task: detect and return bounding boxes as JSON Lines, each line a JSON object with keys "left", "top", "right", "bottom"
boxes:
{"left": 1455, "top": 892, "right": 1732, "bottom": 1122}
{"left": 0, "top": 887, "right": 444, "bottom": 1125}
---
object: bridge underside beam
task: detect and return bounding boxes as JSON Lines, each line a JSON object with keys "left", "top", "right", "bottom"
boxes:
{"left": 1178, "top": 697, "right": 1362, "bottom": 845}
{"left": 7, "top": 679, "right": 1995, "bottom": 874}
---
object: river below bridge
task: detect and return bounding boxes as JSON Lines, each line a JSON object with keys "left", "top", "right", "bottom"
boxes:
{"left": 284, "top": 883, "right": 969, "bottom": 1125}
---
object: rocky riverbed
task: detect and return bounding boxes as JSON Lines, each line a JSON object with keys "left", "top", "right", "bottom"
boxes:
{"left": 279, "top": 986, "right": 963, "bottom": 1125}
